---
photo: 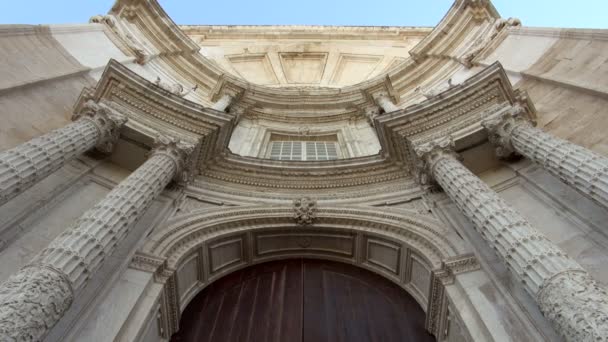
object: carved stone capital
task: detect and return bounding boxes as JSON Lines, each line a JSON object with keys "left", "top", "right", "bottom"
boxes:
{"left": 150, "top": 134, "right": 196, "bottom": 183}
{"left": 73, "top": 100, "right": 128, "bottom": 153}
{"left": 413, "top": 137, "right": 460, "bottom": 185}
{"left": 482, "top": 104, "right": 533, "bottom": 158}
{"left": 293, "top": 197, "right": 317, "bottom": 226}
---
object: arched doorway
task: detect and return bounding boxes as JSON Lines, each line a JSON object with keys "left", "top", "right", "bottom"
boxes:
{"left": 171, "top": 259, "right": 436, "bottom": 342}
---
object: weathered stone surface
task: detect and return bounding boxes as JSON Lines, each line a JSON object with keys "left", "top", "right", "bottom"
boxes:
{"left": 416, "top": 139, "right": 608, "bottom": 341}
{"left": 0, "top": 100, "right": 126, "bottom": 207}
{"left": 484, "top": 104, "right": 608, "bottom": 210}
{"left": 0, "top": 137, "right": 190, "bottom": 341}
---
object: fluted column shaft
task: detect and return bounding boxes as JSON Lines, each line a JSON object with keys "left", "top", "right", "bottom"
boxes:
{"left": 0, "top": 137, "right": 192, "bottom": 341}
{"left": 0, "top": 101, "right": 126, "bottom": 207}
{"left": 485, "top": 107, "right": 608, "bottom": 209}
{"left": 417, "top": 140, "right": 608, "bottom": 341}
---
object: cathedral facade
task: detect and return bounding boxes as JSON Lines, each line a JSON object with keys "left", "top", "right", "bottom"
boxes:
{"left": 0, "top": 0, "right": 607, "bottom": 341}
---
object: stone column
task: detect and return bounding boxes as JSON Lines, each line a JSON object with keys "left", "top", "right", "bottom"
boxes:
{"left": 211, "top": 93, "right": 234, "bottom": 112}
{"left": 0, "top": 100, "right": 127, "bottom": 207}
{"left": 483, "top": 104, "right": 608, "bottom": 210}
{"left": 373, "top": 93, "right": 399, "bottom": 113}
{"left": 0, "top": 136, "right": 194, "bottom": 341}
{"left": 416, "top": 138, "right": 608, "bottom": 341}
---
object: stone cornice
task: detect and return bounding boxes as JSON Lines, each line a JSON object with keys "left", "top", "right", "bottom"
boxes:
{"left": 181, "top": 24, "right": 432, "bottom": 41}
{"left": 197, "top": 152, "right": 410, "bottom": 190}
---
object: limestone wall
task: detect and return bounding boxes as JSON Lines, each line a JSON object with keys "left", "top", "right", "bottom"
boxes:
{"left": 481, "top": 27, "right": 608, "bottom": 155}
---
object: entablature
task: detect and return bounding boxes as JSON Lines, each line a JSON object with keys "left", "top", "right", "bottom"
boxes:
{"left": 376, "top": 62, "right": 536, "bottom": 168}
{"left": 74, "top": 59, "right": 234, "bottom": 171}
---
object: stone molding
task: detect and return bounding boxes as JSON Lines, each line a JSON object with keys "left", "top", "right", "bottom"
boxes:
{"left": 425, "top": 253, "right": 480, "bottom": 337}
{"left": 413, "top": 138, "right": 608, "bottom": 341}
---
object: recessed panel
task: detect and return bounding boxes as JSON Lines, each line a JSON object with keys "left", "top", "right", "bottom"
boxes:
{"left": 208, "top": 236, "right": 245, "bottom": 275}
{"left": 363, "top": 236, "right": 401, "bottom": 275}
{"left": 330, "top": 54, "right": 382, "bottom": 85}
{"left": 279, "top": 52, "right": 328, "bottom": 84}
{"left": 177, "top": 253, "right": 200, "bottom": 300}
{"left": 227, "top": 53, "right": 279, "bottom": 85}
{"left": 254, "top": 231, "right": 354, "bottom": 259}
{"left": 409, "top": 256, "right": 431, "bottom": 301}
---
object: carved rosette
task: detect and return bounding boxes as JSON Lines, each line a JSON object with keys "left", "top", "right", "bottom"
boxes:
{"left": 482, "top": 103, "right": 532, "bottom": 158}
{"left": 293, "top": 197, "right": 317, "bottom": 226}
{"left": 414, "top": 137, "right": 608, "bottom": 341}
{"left": 73, "top": 100, "right": 128, "bottom": 154}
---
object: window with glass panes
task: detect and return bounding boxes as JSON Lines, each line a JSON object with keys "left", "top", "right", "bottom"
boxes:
{"left": 269, "top": 141, "right": 338, "bottom": 161}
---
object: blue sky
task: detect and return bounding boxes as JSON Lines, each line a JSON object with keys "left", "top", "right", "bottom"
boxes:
{"left": 0, "top": 1, "right": 606, "bottom": 29}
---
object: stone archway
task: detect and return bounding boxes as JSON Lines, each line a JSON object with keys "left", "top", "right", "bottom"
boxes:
{"left": 131, "top": 206, "right": 479, "bottom": 340}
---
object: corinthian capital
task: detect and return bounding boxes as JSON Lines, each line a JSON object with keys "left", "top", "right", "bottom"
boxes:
{"left": 150, "top": 134, "right": 197, "bottom": 183}
{"left": 413, "top": 137, "right": 459, "bottom": 185}
{"left": 74, "top": 100, "right": 128, "bottom": 153}
{"left": 482, "top": 104, "right": 533, "bottom": 158}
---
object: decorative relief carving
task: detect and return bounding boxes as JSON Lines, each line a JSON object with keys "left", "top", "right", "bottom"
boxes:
{"left": 293, "top": 197, "right": 317, "bottom": 226}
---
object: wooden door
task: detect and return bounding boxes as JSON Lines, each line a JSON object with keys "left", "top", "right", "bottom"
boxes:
{"left": 171, "top": 259, "right": 436, "bottom": 342}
